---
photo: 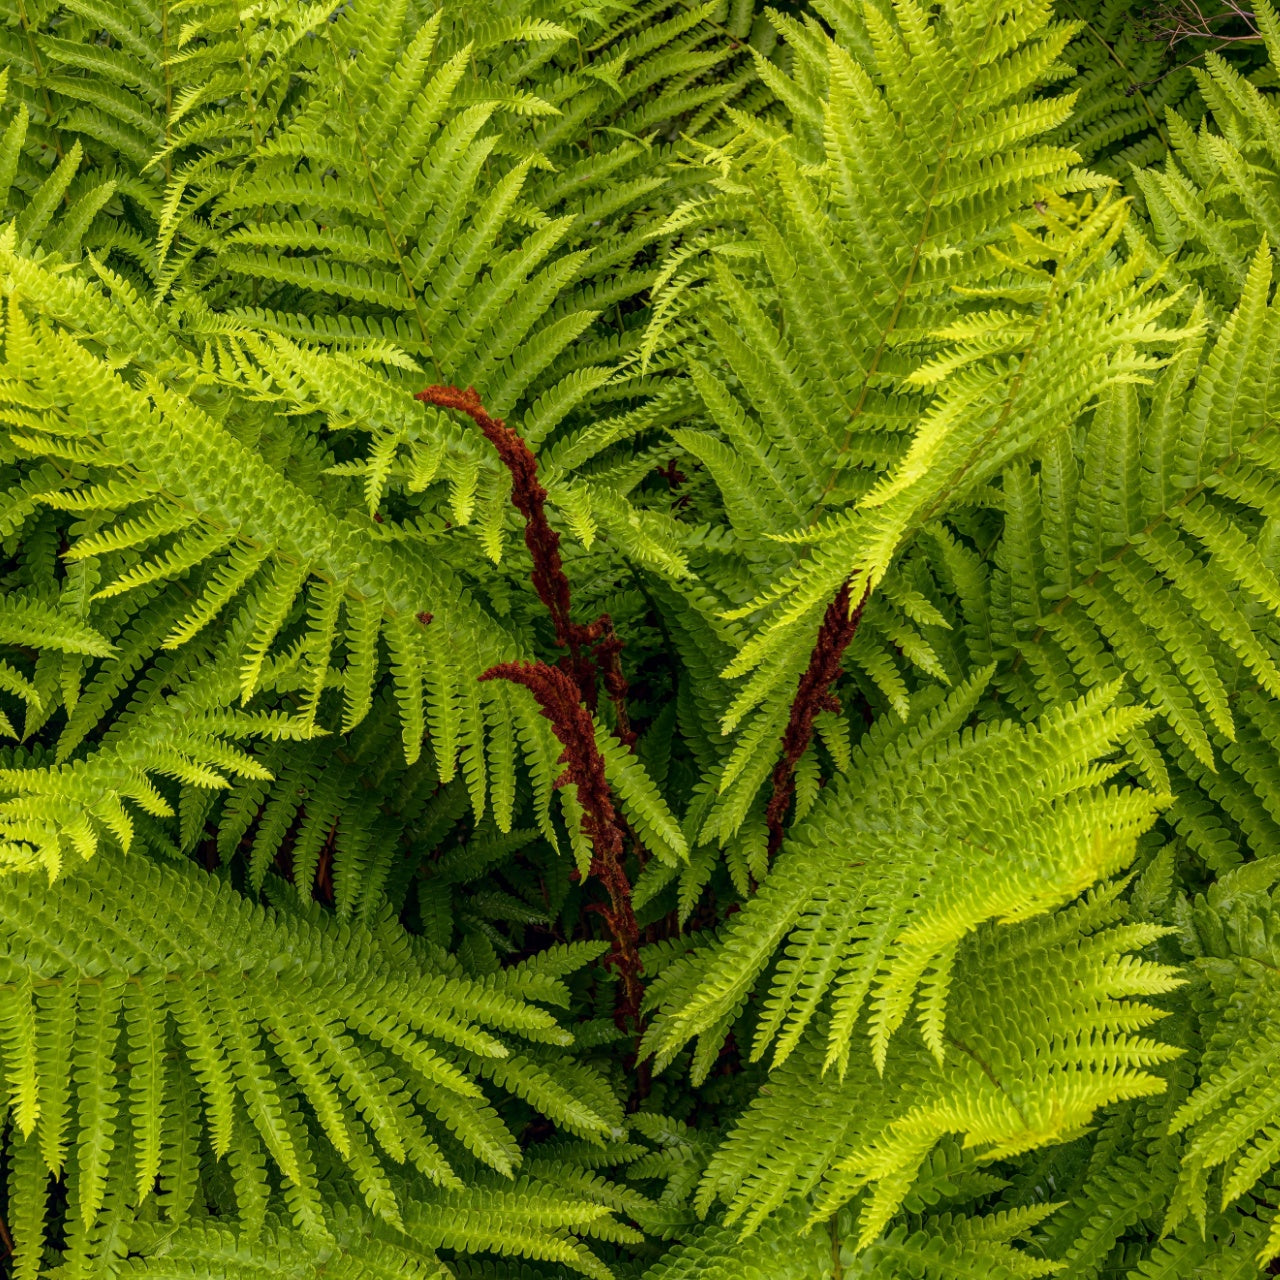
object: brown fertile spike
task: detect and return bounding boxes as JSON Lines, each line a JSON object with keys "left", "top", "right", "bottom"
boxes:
{"left": 480, "top": 660, "right": 643, "bottom": 1027}
{"left": 765, "top": 580, "right": 867, "bottom": 858}
{"left": 416, "top": 384, "right": 583, "bottom": 670}
{"left": 591, "top": 614, "right": 636, "bottom": 750}
{"left": 416, "top": 383, "right": 636, "bottom": 739}
{"left": 421, "top": 384, "right": 645, "bottom": 1025}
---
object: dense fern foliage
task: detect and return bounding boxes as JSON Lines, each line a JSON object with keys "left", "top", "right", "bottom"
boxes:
{"left": 2, "top": 0, "right": 1280, "bottom": 1275}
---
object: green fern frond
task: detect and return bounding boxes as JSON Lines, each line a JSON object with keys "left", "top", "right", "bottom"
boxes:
{"left": 645, "top": 675, "right": 1166, "bottom": 1077}
{"left": 694, "top": 893, "right": 1179, "bottom": 1243}
{"left": 0, "top": 846, "right": 621, "bottom": 1250}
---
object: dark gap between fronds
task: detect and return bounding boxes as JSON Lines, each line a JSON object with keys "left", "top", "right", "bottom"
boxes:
{"left": 765, "top": 580, "right": 868, "bottom": 858}
{"left": 479, "top": 660, "right": 643, "bottom": 1029}
{"left": 415, "top": 383, "right": 635, "bottom": 748}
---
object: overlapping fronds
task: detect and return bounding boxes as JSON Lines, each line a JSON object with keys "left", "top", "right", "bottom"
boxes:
{"left": 0, "top": 846, "right": 628, "bottom": 1271}
{"left": 645, "top": 674, "right": 1167, "bottom": 1074}
{"left": 1162, "top": 859, "right": 1280, "bottom": 1266}
{"left": 648, "top": 0, "right": 1191, "bottom": 851}
{"left": 0, "top": 0, "right": 1277, "bottom": 1277}
{"left": 686, "top": 889, "right": 1181, "bottom": 1245}
{"left": 1051, "top": 0, "right": 1200, "bottom": 180}
{"left": 1131, "top": 2, "right": 1280, "bottom": 311}
{"left": 110, "top": 1192, "right": 634, "bottom": 1280}
{"left": 943, "top": 239, "right": 1280, "bottom": 873}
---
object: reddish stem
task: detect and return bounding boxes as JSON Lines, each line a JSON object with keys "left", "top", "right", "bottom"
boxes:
{"left": 419, "top": 387, "right": 644, "bottom": 1023}
{"left": 480, "top": 661, "right": 643, "bottom": 1027}
{"left": 416, "top": 384, "right": 635, "bottom": 745}
{"left": 765, "top": 581, "right": 867, "bottom": 857}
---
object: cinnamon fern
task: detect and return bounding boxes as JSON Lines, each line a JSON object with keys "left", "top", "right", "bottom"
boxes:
{"left": 0, "top": 0, "right": 1277, "bottom": 1276}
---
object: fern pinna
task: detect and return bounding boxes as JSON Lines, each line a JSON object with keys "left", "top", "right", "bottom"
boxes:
{"left": 0, "top": 0, "right": 1279, "bottom": 1276}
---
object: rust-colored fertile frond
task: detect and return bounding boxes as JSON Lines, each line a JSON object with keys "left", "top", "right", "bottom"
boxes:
{"left": 591, "top": 615, "right": 636, "bottom": 750}
{"left": 416, "top": 385, "right": 576, "bottom": 651}
{"left": 416, "top": 384, "right": 635, "bottom": 744}
{"left": 480, "top": 660, "right": 643, "bottom": 1027}
{"left": 765, "top": 581, "right": 867, "bottom": 857}
{"left": 423, "top": 385, "right": 642, "bottom": 1022}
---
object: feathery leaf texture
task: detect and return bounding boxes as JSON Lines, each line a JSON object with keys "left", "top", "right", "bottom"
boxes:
{"left": 0, "top": 0, "right": 1278, "bottom": 1276}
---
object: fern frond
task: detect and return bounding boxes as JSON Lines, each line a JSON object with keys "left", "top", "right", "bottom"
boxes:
{"left": 645, "top": 675, "right": 1165, "bottom": 1078}
{"left": 694, "top": 897, "right": 1179, "bottom": 1242}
